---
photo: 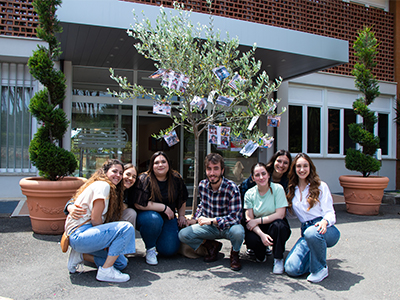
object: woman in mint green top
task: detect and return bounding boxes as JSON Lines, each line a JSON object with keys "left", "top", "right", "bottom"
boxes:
{"left": 244, "top": 162, "right": 291, "bottom": 274}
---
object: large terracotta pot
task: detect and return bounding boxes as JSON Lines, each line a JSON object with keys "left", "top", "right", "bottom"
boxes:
{"left": 19, "top": 177, "right": 87, "bottom": 235}
{"left": 339, "top": 175, "right": 389, "bottom": 216}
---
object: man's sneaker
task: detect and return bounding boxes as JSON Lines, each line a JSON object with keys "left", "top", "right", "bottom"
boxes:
{"left": 96, "top": 266, "right": 130, "bottom": 283}
{"left": 246, "top": 249, "right": 255, "bottom": 256}
{"left": 256, "top": 255, "right": 267, "bottom": 263}
{"left": 146, "top": 247, "right": 158, "bottom": 265}
{"left": 68, "top": 249, "right": 83, "bottom": 273}
{"left": 307, "top": 266, "right": 328, "bottom": 283}
{"left": 272, "top": 258, "right": 284, "bottom": 274}
{"left": 266, "top": 246, "right": 273, "bottom": 256}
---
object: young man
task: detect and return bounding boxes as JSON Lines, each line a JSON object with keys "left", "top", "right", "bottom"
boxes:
{"left": 179, "top": 153, "right": 244, "bottom": 271}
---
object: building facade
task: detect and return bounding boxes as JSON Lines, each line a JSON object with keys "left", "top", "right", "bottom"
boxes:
{"left": 0, "top": 0, "right": 397, "bottom": 198}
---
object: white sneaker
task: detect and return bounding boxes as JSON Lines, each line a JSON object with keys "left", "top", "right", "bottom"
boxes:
{"left": 307, "top": 266, "right": 328, "bottom": 283}
{"left": 68, "top": 249, "right": 83, "bottom": 273}
{"left": 146, "top": 247, "right": 158, "bottom": 265}
{"left": 96, "top": 266, "right": 130, "bottom": 283}
{"left": 273, "top": 258, "right": 284, "bottom": 274}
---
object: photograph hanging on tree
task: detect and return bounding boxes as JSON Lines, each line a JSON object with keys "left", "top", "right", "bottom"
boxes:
{"left": 267, "top": 115, "right": 281, "bottom": 127}
{"left": 240, "top": 140, "right": 259, "bottom": 157}
{"left": 164, "top": 130, "right": 180, "bottom": 147}
{"left": 228, "top": 73, "right": 245, "bottom": 90}
{"left": 247, "top": 116, "right": 259, "bottom": 130}
{"left": 216, "top": 95, "right": 234, "bottom": 106}
{"left": 161, "top": 70, "right": 189, "bottom": 92}
{"left": 190, "top": 96, "right": 207, "bottom": 112}
{"left": 149, "top": 68, "right": 167, "bottom": 79}
{"left": 153, "top": 100, "right": 171, "bottom": 116}
{"left": 212, "top": 65, "right": 230, "bottom": 81}
{"left": 259, "top": 136, "right": 274, "bottom": 148}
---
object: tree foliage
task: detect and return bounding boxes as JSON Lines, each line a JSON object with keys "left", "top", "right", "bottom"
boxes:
{"left": 109, "top": 2, "right": 285, "bottom": 211}
{"left": 28, "top": 0, "right": 77, "bottom": 180}
{"left": 345, "top": 27, "right": 381, "bottom": 177}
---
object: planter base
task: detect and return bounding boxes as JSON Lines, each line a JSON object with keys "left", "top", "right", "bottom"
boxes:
{"left": 339, "top": 175, "right": 389, "bottom": 216}
{"left": 20, "top": 177, "right": 86, "bottom": 235}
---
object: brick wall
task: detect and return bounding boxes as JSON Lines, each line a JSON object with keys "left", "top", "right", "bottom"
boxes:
{"left": 0, "top": 0, "right": 393, "bottom": 81}
{"left": 0, "top": 0, "right": 37, "bottom": 37}
{"left": 124, "top": 0, "right": 394, "bottom": 82}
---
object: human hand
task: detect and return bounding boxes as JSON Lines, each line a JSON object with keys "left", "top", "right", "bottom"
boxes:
{"left": 198, "top": 216, "right": 213, "bottom": 226}
{"left": 164, "top": 206, "right": 175, "bottom": 220}
{"left": 260, "top": 233, "right": 273, "bottom": 247}
{"left": 315, "top": 219, "right": 328, "bottom": 234}
{"left": 178, "top": 215, "right": 188, "bottom": 228}
{"left": 246, "top": 218, "right": 259, "bottom": 231}
{"left": 186, "top": 218, "right": 197, "bottom": 226}
{"left": 68, "top": 204, "right": 86, "bottom": 220}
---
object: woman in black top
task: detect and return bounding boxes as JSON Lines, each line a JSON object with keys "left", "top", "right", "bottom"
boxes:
{"left": 134, "top": 151, "right": 188, "bottom": 265}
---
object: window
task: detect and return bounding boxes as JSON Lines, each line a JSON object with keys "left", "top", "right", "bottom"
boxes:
{"left": 307, "top": 107, "right": 321, "bottom": 153}
{"left": 289, "top": 105, "right": 302, "bottom": 153}
{"left": 0, "top": 63, "right": 35, "bottom": 172}
{"left": 378, "top": 113, "right": 388, "bottom": 155}
{"left": 344, "top": 108, "right": 356, "bottom": 154}
{"left": 328, "top": 109, "right": 340, "bottom": 154}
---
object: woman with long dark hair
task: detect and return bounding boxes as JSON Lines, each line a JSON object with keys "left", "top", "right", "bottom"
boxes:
{"left": 134, "top": 151, "right": 188, "bottom": 265}
{"left": 65, "top": 159, "right": 135, "bottom": 283}
{"left": 244, "top": 162, "right": 291, "bottom": 274}
{"left": 284, "top": 153, "right": 340, "bottom": 283}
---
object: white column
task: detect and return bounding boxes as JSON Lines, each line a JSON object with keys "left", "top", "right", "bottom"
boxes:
{"left": 62, "top": 61, "right": 73, "bottom": 151}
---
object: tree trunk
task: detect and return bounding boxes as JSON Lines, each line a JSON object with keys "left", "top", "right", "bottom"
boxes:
{"left": 191, "top": 126, "right": 200, "bottom": 216}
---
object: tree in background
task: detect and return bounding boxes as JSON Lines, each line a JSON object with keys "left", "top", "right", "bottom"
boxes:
{"left": 345, "top": 27, "right": 381, "bottom": 177}
{"left": 109, "top": 2, "right": 284, "bottom": 213}
{"left": 28, "top": 0, "right": 77, "bottom": 180}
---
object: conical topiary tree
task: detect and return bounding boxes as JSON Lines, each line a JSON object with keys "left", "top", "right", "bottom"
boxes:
{"left": 345, "top": 27, "right": 381, "bottom": 177}
{"left": 28, "top": 0, "right": 77, "bottom": 180}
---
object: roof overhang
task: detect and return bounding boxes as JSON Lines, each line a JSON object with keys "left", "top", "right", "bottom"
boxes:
{"left": 57, "top": 0, "right": 348, "bottom": 81}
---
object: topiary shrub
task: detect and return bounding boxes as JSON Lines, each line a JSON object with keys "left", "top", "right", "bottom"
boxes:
{"left": 345, "top": 27, "right": 381, "bottom": 177}
{"left": 27, "top": 0, "right": 77, "bottom": 180}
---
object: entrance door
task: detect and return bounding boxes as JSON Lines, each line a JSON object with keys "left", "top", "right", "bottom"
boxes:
{"left": 136, "top": 106, "right": 179, "bottom": 174}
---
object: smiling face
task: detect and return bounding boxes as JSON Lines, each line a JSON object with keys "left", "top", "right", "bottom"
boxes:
{"left": 152, "top": 154, "right": 169, "bottom": 181}
{"left": 295, "top": 157, "right": 310, "bottom": 181}
{"left": 106, "top": 164, "right": 124, "bottom": 186}
{"left": 274, "top": 155, "right": 290, "bottom": 175}
{"left": 252, "top": 165, "right": 270, "bottom": 188}
{"left": 123, "top": 167, "right": 137, "bottom": 189}
{"left": 206, "top": 161, "right": 224, "bottom": 188}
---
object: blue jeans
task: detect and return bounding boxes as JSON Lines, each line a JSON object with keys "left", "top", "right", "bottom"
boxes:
{"left": 285, "top": 217, "right": 340, "bottom": 276}
{"left": 69, "top": 221, "right": 135, "bottom": 270}
{"left": 136, "top": 211, "right": 181, "bottom": 256}
{"left": 178, "top": 223, "right": 244, "bottom": 252}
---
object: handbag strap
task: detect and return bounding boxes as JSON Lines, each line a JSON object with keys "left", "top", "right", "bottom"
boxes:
{"left": 67, "top": 219, "right": 91, "bottom": 237}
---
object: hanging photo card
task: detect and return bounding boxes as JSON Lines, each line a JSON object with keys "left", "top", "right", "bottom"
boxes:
{"left": 190, "top": 96, "right": 207, "bottom": 113}
{"left": 153, "top": 100, "right": 171, "bottom": 116}
{"left": 212, "top": 66, "right": 230, "bottom": 81}
{"left": 228, "top": 74, "right": 245, "bottom": 90}
{"left": 267, "top": 115, "right": 281, "bottom": 127}
{"left": 216, "top": 95, "right": 234, "bottom": 107}
{"left": 259, "top": 136, "right": 274, "bottom": 149}
{"left": 149, "top": 69, "right": 167, "bottom": 79}
{"left": 247, "top": 116, "right": 259, "bottom": 130}
{"left": 208, "top": 124, "right": 219, "bottom": 145}
{"left": 240, "top": 140, "right": 259, "bottom": 157}
{"left": 161, "top": 70, "right": 190, "bottom": 93}
{"left": 218, "top": 136, "right": 230, "bottom": 149}
{"left": 220, "top": 126, "right": 231, "bottom": 137}
{"left": 207, "top": 90, "right": 217, "bottom": 103}
{"left": 164, "top": 130, "right": 180, "bottom": 147}
{"left": 230, "top": 134, "right": 246, "bottom": 152}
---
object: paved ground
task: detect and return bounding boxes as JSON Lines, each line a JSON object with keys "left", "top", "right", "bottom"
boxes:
{"left": 0, "top": 202, "right": 399, "bottom": 300}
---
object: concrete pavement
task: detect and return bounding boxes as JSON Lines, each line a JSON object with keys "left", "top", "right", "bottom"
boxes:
{"left": 0, "top": 202, "right": 399, "bottom": 300}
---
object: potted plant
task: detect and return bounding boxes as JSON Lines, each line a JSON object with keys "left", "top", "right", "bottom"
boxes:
{"left": 19, "top": 0, "right": 86, "bottom": 234}
{"left": 339, "top": 27, "right": 389, "bottom": 215}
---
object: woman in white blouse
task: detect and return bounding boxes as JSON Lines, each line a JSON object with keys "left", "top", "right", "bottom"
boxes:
{"left": 284, "top": 153, "right": 340, "bottom": 283}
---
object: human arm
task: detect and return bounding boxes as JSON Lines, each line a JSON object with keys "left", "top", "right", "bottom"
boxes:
{"left": 245, "top": 208, "right": 273, "bottom": 246}
{"left": 91, "top": 199, "right": 106, "bottom": 226}
{"left": 317, "top": 182, "right": 336, "bottom": 227}
{"left": 246, "top": 207, "right": 286, "bottom": 231}
{"left": 135, "top": 201, "right": 175, "bottom": 220}
{"left": 66, "top": 203, "right": 87, "bottom": 220}
{"left": 177, "top": 202, "right": 188, "bottom": 227}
